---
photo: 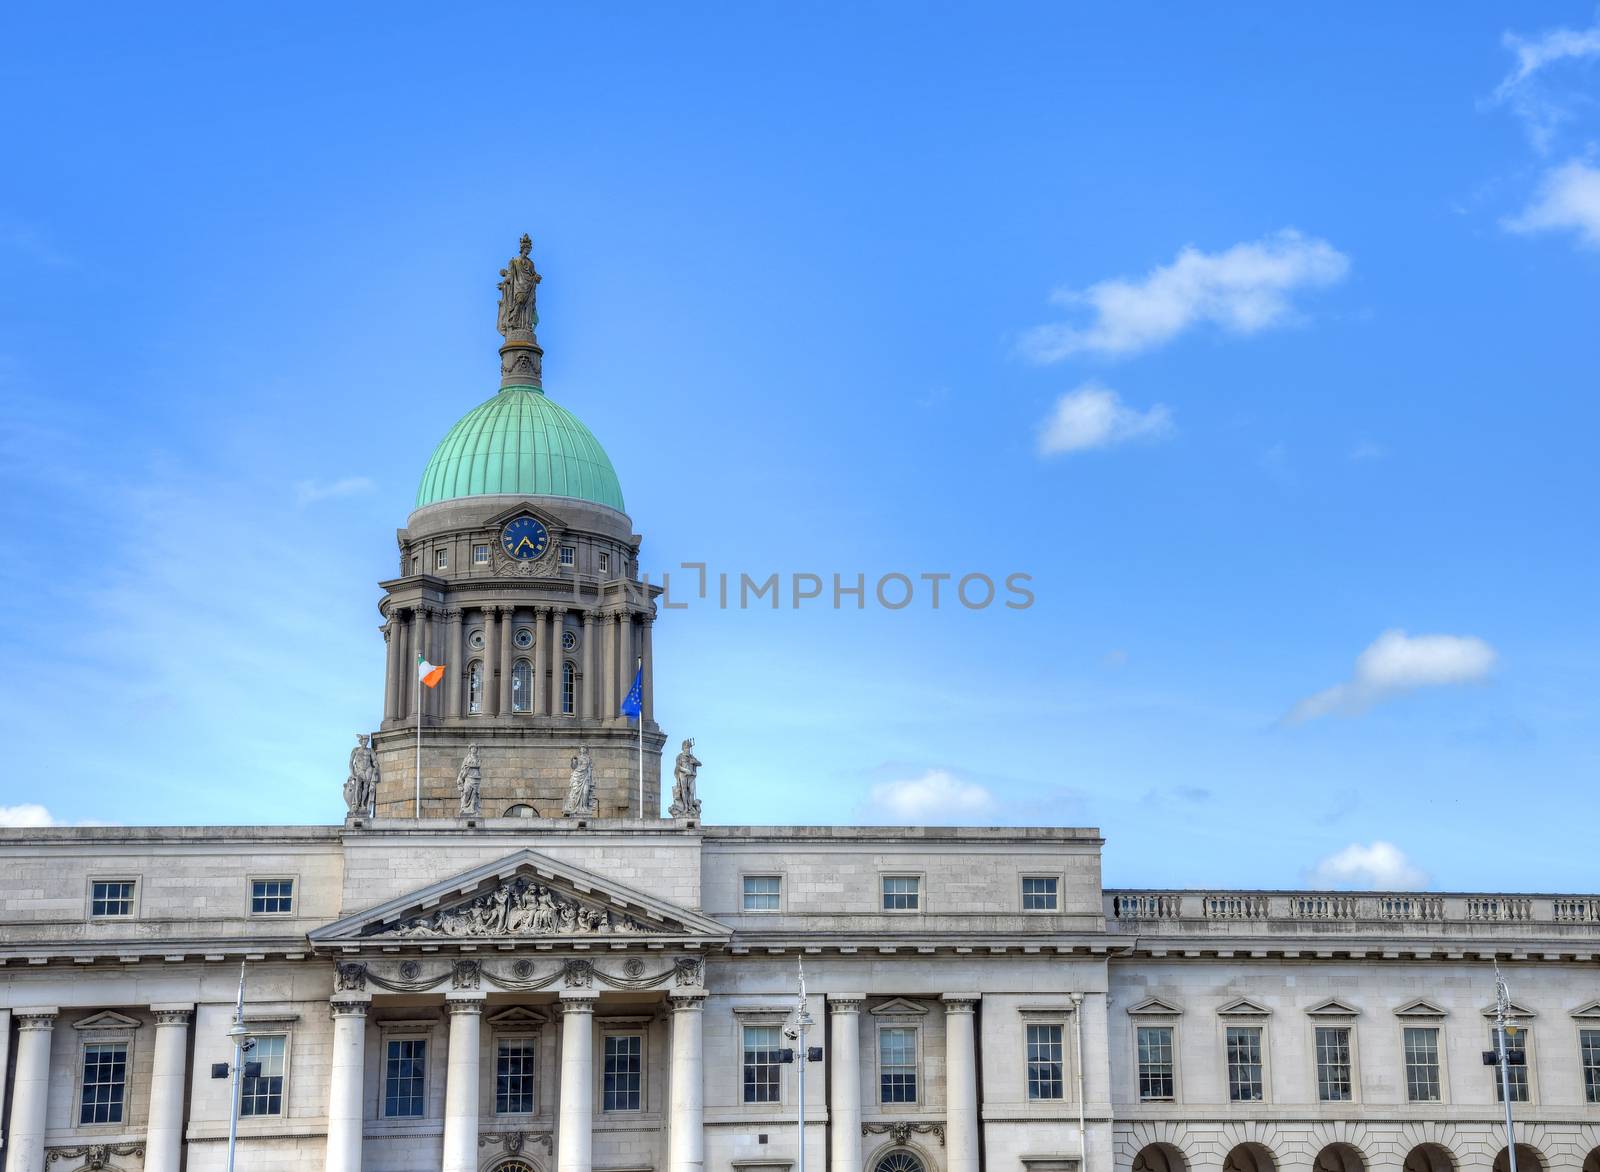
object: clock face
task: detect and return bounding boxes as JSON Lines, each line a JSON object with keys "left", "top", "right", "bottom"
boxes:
{"left": 500, "top": 517, "right": 550, "bottom": 561}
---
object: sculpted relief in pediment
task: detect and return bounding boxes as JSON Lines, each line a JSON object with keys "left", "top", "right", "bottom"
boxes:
{"left": 389, "top": 876, "right": 660, "bottom": 939}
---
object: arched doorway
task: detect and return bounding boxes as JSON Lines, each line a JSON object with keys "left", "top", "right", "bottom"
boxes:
{"left": 1583, "top": 1148, "right": 1600, "bottom": 1172}
{"left": 1134, "top": 1143, "right": 1188, "bottom": 1172}
{"left": 1224, "top": 1143, "right": 1277, "bottom": 1172}
{"left": 1314, "top": 1143, "right": 1367, "bottom": 1172}
{"left": 1403, "top": 1144, "right": 1457, "bottom": 1172}
{"left": 1493, "top": 1146, "right": 1546, "bottom": 1172}
{"left": 490, "top": 1161, "right": 540, "bottom": 1172}
{"left": 872, "top": 1153, "right": 926, "bottom": 1172}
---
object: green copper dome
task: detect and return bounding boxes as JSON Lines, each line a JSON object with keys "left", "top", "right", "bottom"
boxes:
{"left": 415, "top": 387, "right": 626, "bottom": 512}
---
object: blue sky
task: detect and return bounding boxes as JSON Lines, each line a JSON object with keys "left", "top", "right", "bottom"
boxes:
{"left": 2, "top": 4, "right": 1597, "bottom": 891}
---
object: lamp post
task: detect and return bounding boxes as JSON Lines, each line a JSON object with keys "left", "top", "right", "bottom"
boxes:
{"left": 222, "top": 961, "right": 252, "bottom": 1172}
{"left": 1494, "top": 964, "right": 1519, "bottom": 1172}
{"left": 788, "top": 957, "right": 816, "bottom": 1171}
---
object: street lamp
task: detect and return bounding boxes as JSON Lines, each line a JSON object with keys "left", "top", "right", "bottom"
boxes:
{"left": 209, "top": 962, "right": 257, "bottom": 1172}
{"left": 784, "top": 957, "right": 823, "bottom": 1170}
{"left": 1481, "top": 963, "right": 1523, "bottom": 1172}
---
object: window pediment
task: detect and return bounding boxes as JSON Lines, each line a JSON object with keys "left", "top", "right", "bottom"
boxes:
{"left": 1394, "top": 998, "right": 1448, "bottom": 1018}
{"left": 487, "top": 1006, "right": 549, "bottom": 1030}
{"left": 1126, "top": 996, "right": 1183, "bottom": 1017}
{"left": 1306, "top": 997, "right": 1360, "bottom": 1017}
{"left": 869, "top": 998, "right": 930, "bottom": 1018}
{"left": 1481, "top": 1000, "right": 1538, "bottom": 1019}
{"left": 1570, "top": 999, "right": 1600, "bottom": 1020}
{"left": 1215, "top": 997, "right": 1271, "bottom": 1017}
{"left": 73, "top": 1010, "right": 141, "bottom": 1033}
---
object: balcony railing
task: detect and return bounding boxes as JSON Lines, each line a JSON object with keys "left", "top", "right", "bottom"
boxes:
{"left": 1107, "top": 890, "right": 1599, "bottom": 926}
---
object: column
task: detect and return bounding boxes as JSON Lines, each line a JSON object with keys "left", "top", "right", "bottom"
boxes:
{"left": 828, "top": 997, "right": 864, "bottom": 1172}
{"left": 0, "top": 1010, "right": 9, "bottom": 1163}
{"left": 546, "top": 607, "right": 563, "bottom": 715}
{"left": 498, "top": 606, "right": 515, "bottom": 715}
{"left": 600, "top": 610, "right": 616, "bottom": 723}
{"left": 532, "top": 605, "right": 549, "bottom": 715}
{"left": 420, "top": 606, "right": 437, "bottom": 718}
{"left": 383, "top": 617, "right": 401, "bottom": 722}
{"left": 641, "top": 613, "right": 654, "bottom": 722}
{"left": 582, "top": 610, "right": 598, "bottom": 718}
{"left": 3, "top": 1008, "right": 57, "bottom": 1172}
{"left": 442, "top": 996, "right": 485, "bottom": 1172}
{"left": 944, "top": 995, "right": 981, "bottom": 1172}
{"left": 144, "top": 1006, "right": 193, "bottom": 1172}
{"left": 324, "top": 998, "right": 369, "bottom": 1172}
{"left": 395, "top": 611, "right": 412, "bottom": 720}
{"left": 445, "top": 609, "right": 464, "bottom": 719}
{"left": 483, "top": 607, "right": 501, "bottom": 717}
{"left": 557, "top": 993, "right": 597, "bottom": 1172}
{"left": 614, "top": 612, "right": 630, "bottom": 723}
{"left": 667, "top": 992, "right": 706, "bottom": 1172}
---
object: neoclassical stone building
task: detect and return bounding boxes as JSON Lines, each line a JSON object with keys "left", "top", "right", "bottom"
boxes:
{"left": 2, "top": 242, "right": 1597, "bottom": 1172}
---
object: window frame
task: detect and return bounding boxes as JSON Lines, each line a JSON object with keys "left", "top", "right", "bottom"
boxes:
{"left": 1580, "top": 1026, "right": 1600, "bottom": 1105}
{"left": 1020, "top": 1015, "right": 1069, "bottom": 1102}
{"left": 434, "top": 548, "right": 448, "bottom": 572}
{"left": 1400, "top": 1024, "right": 1443, "bottom": 1103}
{"left": 381, "top": 1033, "right": 431, "bottom": 1119}
{"left": 1311, "top": 1022, "right": 1358, "bottom": 1104}
{"left": 1134, "top": 1022, "right": 1176, "bottom": 1103}
{"left": 1489, "top": 1022, "right": 1535, "bottom": 1104}
{"left": 875, "top": 1022, "right": 922, "bottom": 1109}
{"left": 473, "top": 543, "right": 489, "bottom": 566}
{"left": 741, "top": 874, "right": 784, "bottom": 913}
{"left": 598, "top": 1025, "right": 647, "bottom": 1114}
{"left": 76, "top": 1038, "right": 133, "bottom": 1126}
{"left": 87, "top": 876, "right": 140, "bottom": 920}
{"left": 239, "top": 1032, "right": 290, "bottom": 1118}
{"left": 246, "top": 875, "right": 296, "bottom": 918}
{"left": 1020, "top": 873, "right": 1061, "bottom": 912}
{"left": 879, "top": 873, "right": 924, "bottom": 913}
{"left": 598, "top": 551, "right": 611, "bottom": 575}
{"left": 559, "top": 545, "right": 575, "bottom": 567}
{"left": 511, "top": 659, "right": 533, "bottom": 713}
{"left": 1220, "top": 1021, "right": 1266, "bottom": 1103}
{"left": 561, "top": 660, "right": 577, "bottom": 715}
{"left": 467, "top": 660, "right": 484, "bottom": 715}
{"left": 493, "top": 1033, "right": 540, "bottom": 1117}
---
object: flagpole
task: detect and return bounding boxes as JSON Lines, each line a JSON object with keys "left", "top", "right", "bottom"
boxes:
{"left": 636, "top": 656, "right": 644, "bottom": 818}
{"left": 415, "top": 666, "right": 422, "bottom": 820}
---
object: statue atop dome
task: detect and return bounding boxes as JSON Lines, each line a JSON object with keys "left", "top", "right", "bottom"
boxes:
{"left": 496, "top": 234, "right": 541, "bottom": 337}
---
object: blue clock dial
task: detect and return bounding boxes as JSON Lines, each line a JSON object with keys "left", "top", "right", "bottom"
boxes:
{"left": 500, "top": 516, "right": 550, "bottom": 561}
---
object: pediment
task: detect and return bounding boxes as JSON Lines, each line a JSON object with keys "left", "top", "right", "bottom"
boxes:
{"left": 1394, "top": 998, "right": 1448, "bottom": 1018}
{"left": 73, "top": 1010, "right": 141, "bottom": 1032}
{"left": 1306, "top": 997, "right": 1360, "bottom": 1017}
{"left": 483, "top": 500, "right": 565, "bottom": 530}
{"left": 869, "top": 998, "right": 930, "bottom": 1017}
{"left": 1216, "top": 997, "right": 1271, "bottom": 1017}
{"left": 1481, "top": 1001, "right": 1538, "bottom": 1019}
{"left": 486, "top": 1006, "right": 549, "bottom": 1029}
{"left": 1570, "top": 999, "right": 1600, "bottom": 1020}
{"left": 308, "top": 849, "right": 731, "bottom": 949}
{"left": 1126, "top": 996, "right": 1184, "bottom": 1017}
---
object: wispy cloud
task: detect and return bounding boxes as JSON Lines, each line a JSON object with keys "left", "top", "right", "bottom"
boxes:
{"left": 862, "top": 769, "right": 996, "bottom": 824}
{"left": 1308, "top": 841, "right": 1429, "bottom": 890}
{"left": 1021, "top": 230, "right": 1349, "bottom": 361}
{"left": 1284, "top": 629, "right": 1497, "bottom": 724}
{"left": 1505, "top": 159, "right": 1600, "bottom": 247}
{"left": 1348, "top": 440, "right": 1386, "bottom": 462}
{"left": 294, "top": 476, "right": 376, "bottom": 506}
{"left": 1037, "top": 382, "right": 1172, "bottom": 456}
{"left": 1492, "top": 18, "right": 1600, "bottom": 151}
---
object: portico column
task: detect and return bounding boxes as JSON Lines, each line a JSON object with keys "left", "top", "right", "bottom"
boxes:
{"left": 531, "top": 605, "right": 548, "bottom": 714}
{"left": 421, "top": 606, "right": 438, "bottom": 718}
{"left": 0, "top": 1010, "right": 10, "bottom": 1160}
{"left": 828, "top": 997, "right": 865, "bottom": 1172}
{"left": 557, "top": 993, "right": 598, "bottom": 1172}
{"left": 640, "top": 613, "right": 654, "bottom": 722}
{"left": 614, "top": 612, "right": 630, "bottom": 724}
{"left": 396, "top": 611, "right": 413, "bottom": 719}
{"left": 445, "top": 608, "right": 464, "bottom": 719}
{"left": 498, "top": 605, "right": 515, "bottom": 714}
{"left": 325, "top": 998, "right": 369, "bottom": 1172}
{"left": 944, "top": 995, "right": 981, "bottom": 1172}
{"left": 442, "top": 996, "right": 485, "bottom": 1172}
{"left": 667, "top": 991, "right": 706, "bottom": 1172}
{"left": 483, "top": 607, "right": 500, "bottom": 716}
{"left": 601, "top": 610, "right": 617, "bottom": 722}
{"left": 582, "top": 610, "right": 598, "bottom": 718}
{"left": 383, "top": 616, "right": 401, "bottom": 722}
{"left": 546, "top": 607, "right": 563, "bottom": 714}
{"left": 3, "top": 1008, "right": 57, "bottom": 1172}
{"left": 144, "top": 1006, "right": 194, "bottom": 1172}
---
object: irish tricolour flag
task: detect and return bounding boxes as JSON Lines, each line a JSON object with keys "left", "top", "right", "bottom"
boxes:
{"left": 417, "top": 655, "right": 445, "bottom": 688}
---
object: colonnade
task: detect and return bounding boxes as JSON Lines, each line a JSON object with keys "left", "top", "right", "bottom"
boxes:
{"left": 383, "top": 605, "right": 653, "bottom": 726}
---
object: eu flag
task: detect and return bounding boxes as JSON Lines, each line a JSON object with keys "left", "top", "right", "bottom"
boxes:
{"left": 620, "top": 665, "right": 643, "bottom": 719}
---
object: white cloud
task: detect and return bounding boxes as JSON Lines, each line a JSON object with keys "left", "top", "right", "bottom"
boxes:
{"left": 1037, "top": 383, "right": 1173, "bottom": 456}
{"left": 1021, "top": 230, "right": 1349, "bottom": 361}
{"left": 1493, "top": 19, "right": 1600, "bottom": 150}
{"left": 1309, "top": 841, "right": 1429, "bottom": 890}
{"left": 294, "top": 476, "right": 376, "bottom": 506}
{"left": 1285, "top": 629, "right": 1497, "bottom": 723}
{"left": 1348, "top": 440, "right": 1386, "bottom": 462}
{"left": 1505, "top": 160, "right": 1600, "bottom": 248}
{"left": 0, "top": 803, "right": 57, "bottom": 828}
{"left": 865, "top": 769, "right": 996, "bottom": 824}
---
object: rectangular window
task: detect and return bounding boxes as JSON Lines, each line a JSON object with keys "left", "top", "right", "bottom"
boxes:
{"left": 1022, "top": 876, "right": 1059, "bottom": 911}
{"left": 473, "top": 544, "right": 489, "bottom": 565}
{"left": 1226, "top": 1026, "right": 1264, "bottom": 1101}
{"left": 1582, "top": 1029, "right": 1600, "bottom": 1104}
{"left": 603, "top": 1034, "right": 642, "bottom": 1112}
{"left": 1492, "top": 1026, "right": 1531, "bottom": 1102}
{"left": 1315, "top": 1026, "right": 1353, "bottom": 1101}
{"left": 240, "top": 1035, "right": 286, "bottom": 1116}
{"left": 879, "top": 1027, "right": 918, "bottom": 1103}
{"left": 79, "top": 1042, "right": 128, "bottom": 1124}
{"left": 249, "top": 878, "right": 294, "bottom": 915}
{"left": 1026, "top": 1023, "right": 1065, "bottom": 1100}
{"left": 383, "top": 1038, "right": 427, "bottom": 1117}
{"left": 435, "top": 549, "right": 448, "bottom": 571}
{"left": 742, "top": 1025, "right": 783, "bottom": 1104}
{"left": 743, "top": 875, "right": 782, "bottom": 911}
{"left": 496, "top": 1039, "right": 537, "bottom": 1114}
{"left": 1136, "top": 1025, "right": 1174, "bottom": 1100}
{"left": 1403, "top": 1026, "right": 1441, "bottom": 1102}
{"left": 599, "top": 552, "right": 611, "bottom": 574}
{"left": 559, "top": 545, "right": 575, "bottom": 566}
{"left": 90, "top": 880, "right": 136, "bottom": 918}
{"left": 881, "top": 876, "right": 920, "bottom": 912}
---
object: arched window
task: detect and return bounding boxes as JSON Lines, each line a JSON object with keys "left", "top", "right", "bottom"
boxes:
{"left": 511, "top": 660, "right": 532, "bottom": 712}
{"left": 467, "top": 662, "right": 483, "bottom": 715}
{"left": 562, "top": 661, "right": 576, "bottom": 715}
{"left": 874, "top": 1154, "right": 926, "bottom": 1172}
